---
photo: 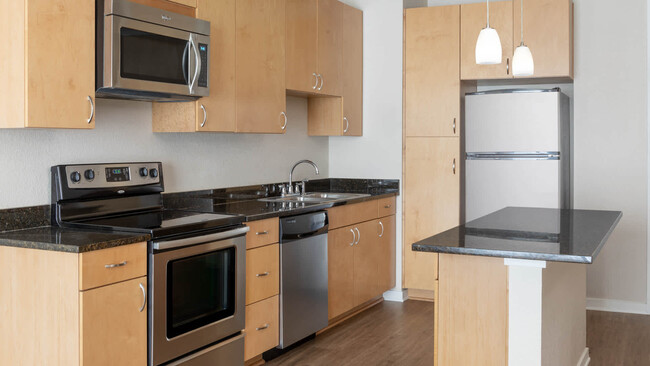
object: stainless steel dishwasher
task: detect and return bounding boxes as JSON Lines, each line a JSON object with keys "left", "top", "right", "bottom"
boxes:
{"left": 278, "top": 211, "right": 329, "bottom": 349}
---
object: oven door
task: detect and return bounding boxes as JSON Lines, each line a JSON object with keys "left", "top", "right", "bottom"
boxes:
{"left": 102, "top": 15, "right": 209, "bottom": 99}
{"left": 149, "top": 226, "right": 247, "bottom": 366}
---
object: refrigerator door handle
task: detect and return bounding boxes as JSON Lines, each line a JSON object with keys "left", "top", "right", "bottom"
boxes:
{"left": 466, "top": 152, "right": 560, "bottom": 161}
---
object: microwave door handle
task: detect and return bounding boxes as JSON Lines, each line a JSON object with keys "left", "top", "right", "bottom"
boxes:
{"left": 182, "top": 42, "right": 190, "bottom": 84}
{"left": 188, "top": 35, "right": 201, "bottom": 94}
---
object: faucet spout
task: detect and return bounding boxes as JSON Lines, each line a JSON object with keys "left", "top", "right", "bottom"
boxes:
{"left": 288, "top": 160, "right": 320, "bottom": 195}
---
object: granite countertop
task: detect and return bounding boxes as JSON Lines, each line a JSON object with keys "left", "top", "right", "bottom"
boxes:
{"left": 0, "top": 178, "right": 399, "bottom": 252}
{"left": 412, "top": 207, "right": 622, "bottom": 264}
{"left": 0, "top": 226, "right": 150, "bottom": 253}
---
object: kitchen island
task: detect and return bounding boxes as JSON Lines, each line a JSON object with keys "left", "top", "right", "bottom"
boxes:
{"left": 412, "top": 207, "right": 622, "bottom": 366}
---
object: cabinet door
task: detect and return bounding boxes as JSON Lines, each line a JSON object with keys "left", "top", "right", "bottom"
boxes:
{"left": 236, "top": 0, "right": 287, "bottom": 133}
{"left": 403, "top": 137, "right": 460, "bottom": 290}
{"left": 26, "top": 0, "right": 95, "bottom": 129}
{"left": 353, "top": 220, "right": 380, "bottom": 307}
{"left": 328, "top": 225, "right": 355, "bottom": 320}
{"left": 341, "top": 3, "right": 363, "bottom": 136}
{"left": 377, "top": 215, "right": 396, "bottom": 294}
{"left": 245, "top": 295, "right": 279, "bottom": 360}
{"left": 286, "top": 0, "right": 319, "bottom": 93}
{"left": 460, "top": 1, "right": 513, "bottom": 80}
{"left": 317, "top": 0, "right": 343, "bottom": 96}
{"left": 404, "top": 6, "right": 459, "bottom": 137}
{"left": 513, "top": 0, "right": 573, "bottom": 79}
{"left": 197, "top": 0, "right": 236, "bottom": 131}
{"left": 80, "top": 277, "right": 147, "bottom": 366}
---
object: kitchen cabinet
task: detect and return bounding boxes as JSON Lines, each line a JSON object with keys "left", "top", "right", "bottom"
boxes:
{"left": 168, "top": 0, "right": 197, "bottom": 7}
{"left": 245, "top": 217, "right": 280, "bottom": 249}
{"left": 286, "top": 0, "right": 342, "bottom": 96}
{"left": 80, "top": 277, "right": 148, "bottom": 366}
{"left": 244, "top": 295, "right": 280, "bottom": 361}
{"left": 403, "top": 137, "right": 460, "bottom": 291}
{"left": 460, "top": 1, "right": 513, "bottom": 80}
{"left": 513, "top": 0, "right": 573, "bottom": 79}
{"left": 326, "top": 198, "right": 398, "bottom": 320}
{"left": 246, "top": 244, "right": 280, "bottom": 305}
{"left": 341, "top": 3, "right": 364, "bottom": 136}
{"left": 0, "top": 242, "right": 147, "bottom": 365}
{"left": 152, "top": 0, "right": 237, "bottom": 133}
{"left": 236, "top": 0, "right": 287, "bottom": 134}
{"left": 404, "top": 6, "right": 460, "bottom": 138}
{"left": 0, "top": 0, "right": 95, "bottom": 129}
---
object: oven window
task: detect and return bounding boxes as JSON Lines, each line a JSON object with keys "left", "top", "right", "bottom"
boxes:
{"left": 167, "top": 247, "right": 236, "bottom": 339}
{"left": 120, "top": 28, "right": 188, "bottom": 85}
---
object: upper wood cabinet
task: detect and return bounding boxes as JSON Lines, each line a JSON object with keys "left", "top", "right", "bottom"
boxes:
{"left": 513, "top": 0, "right": 573, "bottom": 79}
{"left": 153, "top": 0, "right": 237, "bottom": 133}
{"left": 341, "top": 3, "right": 363, "bottom": 136}
{"left": 0, "top": 0, "right": 95, "bottom": 129}
{"left": 286, "top": 0, "right": 342, "bottom": 96}
{"left": 460, "top": 1, "right": 513, "bottom": 80}
{"left": 404, "top": 6, "right": 460, "bottom": 138}
{"left": 236, "top": 0, "right": 287, "bottom": 134}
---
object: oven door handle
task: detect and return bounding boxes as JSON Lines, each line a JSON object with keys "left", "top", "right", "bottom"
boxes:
{"left": 152, "top": 226, "right": 250, "bottom": 251}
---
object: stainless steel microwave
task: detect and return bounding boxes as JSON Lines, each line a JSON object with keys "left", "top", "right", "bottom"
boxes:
{"left": 96, "top": 0, "right": 210, "bottom": 101}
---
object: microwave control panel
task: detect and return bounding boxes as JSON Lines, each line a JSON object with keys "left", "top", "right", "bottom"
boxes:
{"left": 198, "top": 43, "right": 208, "bottom": 88}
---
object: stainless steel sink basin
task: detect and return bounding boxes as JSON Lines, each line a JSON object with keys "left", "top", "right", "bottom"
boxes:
{"left": 259, "top": 192, "right": 370, "bottom": 203}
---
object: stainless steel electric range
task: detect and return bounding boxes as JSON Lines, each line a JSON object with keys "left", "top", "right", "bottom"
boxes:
{"left": 51, "top": 162, "right": 248, "bottom": 366}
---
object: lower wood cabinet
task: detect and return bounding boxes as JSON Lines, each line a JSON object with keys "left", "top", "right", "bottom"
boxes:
{"left": 245, "top": 295, "right": 280, "bottom": 361}
{"left": 328, "top": 214, "right": 396, "bottom": 320}
{"left": 80, "top": 276, "right": 148, "bottom": 366}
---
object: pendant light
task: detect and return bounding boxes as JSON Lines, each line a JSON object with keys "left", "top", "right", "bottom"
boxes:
{"left": 475, "top": 0, "right": 502, "bottom": 65}
{"left": 512, "top": 0, "right": 534, "bottom": 76}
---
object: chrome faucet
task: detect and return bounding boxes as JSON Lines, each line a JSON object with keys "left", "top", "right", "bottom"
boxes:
{"left": 288, "top": 160, "right": 320, "bottom": 195}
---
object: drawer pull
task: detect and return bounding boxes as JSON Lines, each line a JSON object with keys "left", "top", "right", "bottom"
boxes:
{"left": 378, "top": 221, "right": 385, "bottom": 238}
{"left": 256, "top": 231, "right": 269, "bottom": 236}
{"left": 384, "top": 204, "right": 392, "bottom": 209}
{"left": 105, "top": 261, "right": 127, "bottom": 269}
{"left": 256, "top": 272, "right": 270, "bottom": 277}
{"left": 256, "top": 324, "right": 270, "bottom": 331}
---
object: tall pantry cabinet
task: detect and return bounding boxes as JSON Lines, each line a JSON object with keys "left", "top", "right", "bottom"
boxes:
{"left": 403, "top": 6, "right": 469, "bottom": 293}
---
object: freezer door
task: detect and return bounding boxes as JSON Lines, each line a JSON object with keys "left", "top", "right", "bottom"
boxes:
{"left": 465, "top": 91, "right": 561, "bottom": 152}
{"left": 465, "top": 159, "right": 562, "bottom": 222}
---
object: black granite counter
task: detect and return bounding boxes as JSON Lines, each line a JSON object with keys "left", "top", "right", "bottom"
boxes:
{"left": 412, "top": 207, "right": 622, "bottom": 264}
{"left": 0, "top": 226, "right": 150, "bottom": 253}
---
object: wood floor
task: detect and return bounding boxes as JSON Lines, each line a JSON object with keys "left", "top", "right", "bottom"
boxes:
{"left": 265, "top": 301, "right": 650, "bottom": 366}
{"left": 266, "top": 300, "right": 435, "bottom": 366}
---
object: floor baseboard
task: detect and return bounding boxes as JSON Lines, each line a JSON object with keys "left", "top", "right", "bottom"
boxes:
{"left": 383, "top": 289, "right": 408, "bottom": 302}
{"left": 577, "top": 347, "right": 590, "bottom": 366}
{"left": 587, "top": 298, "right": 649, "bottom": 315}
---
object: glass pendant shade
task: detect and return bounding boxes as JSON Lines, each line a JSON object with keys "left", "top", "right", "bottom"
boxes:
{"left": 512, "top": 44, "right": 534, "bottom": 76}
{"left": 475, "top": 27, "right": 502, "bottom": 65}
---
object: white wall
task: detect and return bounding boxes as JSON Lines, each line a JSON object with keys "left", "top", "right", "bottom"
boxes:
{"left": 0, "top": 97, "right": 329, "bottom": 209}
{"left": 332, "top": 0, "right": 404, "bottom": 293}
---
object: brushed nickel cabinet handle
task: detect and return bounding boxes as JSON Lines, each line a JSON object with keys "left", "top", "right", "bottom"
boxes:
{"left": 452, "top": 159, "right": 456, "bottom": 175}
{"left": 139, "top": 283, "right": 147, "bottom": 312}
{"left": 317, "top": 74, "right": 323, "bottom": 91}
{"left": 87, "top": 96, "right": 95, "bottom": 124}
{"left": 256, "top": 324, "right": 269, "bottom": 331}
{"left": 105, "top": 261, "right": 127, "bottom": 269}
{"left": 200, "top": 104, "right": 207, "bottom": 128}
{"left": 507, "top": 57, "right": 510, "bottom": 75}
{"left": 280, "top": 112, "right": 287, "bottom": 130}
{"left": 349, "top": 228, "right": 356, "bottom": 246}
{"left": 343, "top": 117, "right": 349, "bottom": 133}
{"left": 312, "top": 73, "right": 319, "bottom": 90}
{"left": 256, "top": 231, "right": 269, "bottom": 235}
{"left": 452, "top": 118, "right": 456, "bottom": 134}
{"left": 256, "top": 272, "right": 270, "bottom": 277}
{"left": 384, "top": 204, "right": 392, "bottom": 209}
{"left": 378, "top": 221, "right": 384, "bottom": 238}
{"left": 354, "top": 227, "right": 361, "bottom": 245}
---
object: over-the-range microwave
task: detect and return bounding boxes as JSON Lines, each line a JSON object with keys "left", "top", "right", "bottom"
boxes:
{"left": 96, "top": 0, "right": 210, "bottom": 101}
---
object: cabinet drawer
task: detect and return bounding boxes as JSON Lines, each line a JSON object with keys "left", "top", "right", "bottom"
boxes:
{"left": 79, "top": 243, "right": 147, "bottom": 291}
{"left": 245, "top": 218, "right": 279, "bottom": 250}
{"left": 246, "top": 244, "right": 280, "bottom": 305}
{"left": 245, "top": 295, "right": 279, "bottom": 361}
{"left": 168, "top": 0, "right": 197, "bottom": 7}
{"left": 377, "top": 196, "right": 396, "bottom": 217}
{"left": 327, "top": 200, "right": 378, "bottom": 229}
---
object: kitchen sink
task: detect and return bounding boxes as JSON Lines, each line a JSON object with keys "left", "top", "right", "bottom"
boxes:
{"left": 259, "top": 192, "right": 370, "bottom": 203}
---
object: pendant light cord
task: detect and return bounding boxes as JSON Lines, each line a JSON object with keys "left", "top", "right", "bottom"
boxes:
{"left": 487, "top": 0, "right": 490, "bottom": 27}
{"left": 520, "top": 0, "right": 524, "bottom": 45}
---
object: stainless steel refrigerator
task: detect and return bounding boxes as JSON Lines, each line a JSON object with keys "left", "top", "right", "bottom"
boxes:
{"left": 464, "top": 88, "right": 571, "bottom": 222}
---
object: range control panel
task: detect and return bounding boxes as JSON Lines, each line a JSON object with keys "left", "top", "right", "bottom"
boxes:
{"left": 64, "top": 162, "right": 161, "bottom": 189}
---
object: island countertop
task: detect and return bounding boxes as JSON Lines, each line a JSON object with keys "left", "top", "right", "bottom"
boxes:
{"left": 412, "top": 207, "right": 622, "bottom": 264}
